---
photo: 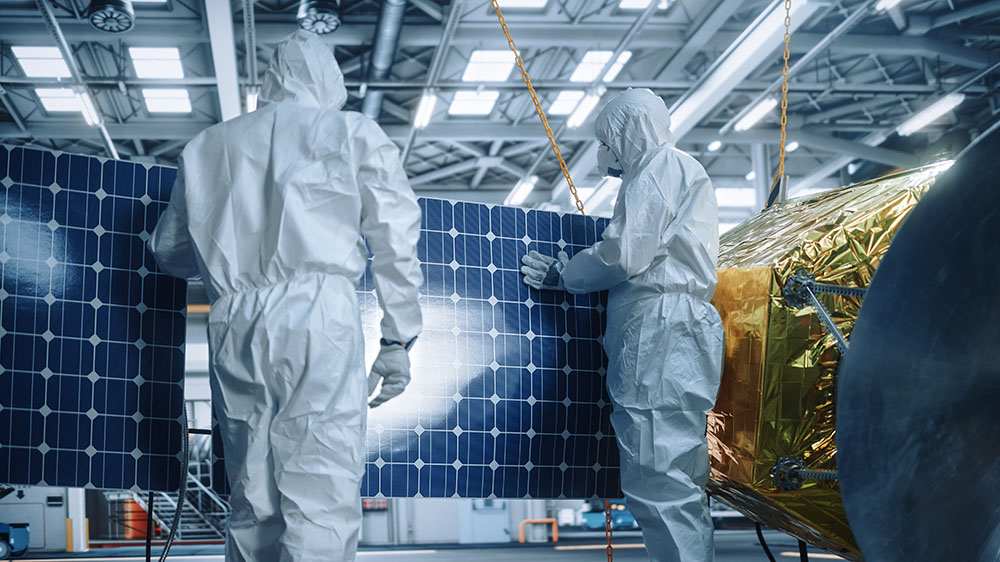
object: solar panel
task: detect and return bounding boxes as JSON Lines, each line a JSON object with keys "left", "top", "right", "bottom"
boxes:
{"left": 213, "top": 198, "right": 622, "bottom": 499}
{"left": 0, "top": 145, "right": 187, "bottom": 492}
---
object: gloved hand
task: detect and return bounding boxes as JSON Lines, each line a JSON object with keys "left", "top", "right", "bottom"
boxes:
{"left": 521, "top": 250, "right": 570, "bottom": 291}
{"left": 367, "top": 343, "right": 411, "bottom": 408}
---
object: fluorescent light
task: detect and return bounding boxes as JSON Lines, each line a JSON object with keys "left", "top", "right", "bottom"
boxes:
{"left": 448, "top": 91, "right": 499, "bottom": 116}
{"left": 141, "top": 88, "right": 192, "bottom": 113}
{"left": 785, "top": 140, "right": 799, "bottom": 152}
{"left": 847, "top": 161, "right": 860, "bottom": 175}
{"left": 12, "top": 46, "right": 70, "bottom": 78}
{"left": 75, "top": 91, "right": 99, "bottom": 126}
{"left": 549, "top": 91, "right": 585, "bottom": 115}
{"left": 570, "top": 51, "right": 632, "bottom": 83}
{"left": 745, "top": 170, "right": 757, "bottom": 181}
{"left": 715, "top": 187, "right": 756, "bottom": 207}
{"left": 575, "top": 187, "right": 596, "bottom": 201}
{"left": 35, "top": 88, "right": 82, "bottom": 112}
{"left": 462, "top": 50, "right": 516, "bottom": 82}
{"left": 707, "top": 140, "right": 722, "bottom": 152}
{"left": 496, "top": 0, "right": 547, "bottom": 7}
{"left": 506, "top": 175, "right": 539, "bottom": 206}
{"left": 246, "top": 89, "right": 259, "bottom": 113}
{"left": 619, "top": 0, "right": 670, "bottom": 8}
{"left": 875, "top": 0, "right": 901, "bottom": 11}
{"left": 414, "top": 91, "right": 437, "bottom": 129}
{"left": 734, "top": 97, "right": 778, "bottom": 131}
{"left": 129, "top": 47, "right": 184, "bottom": 79}
{"left": 567, "top": 87, "right": 605, "bottom": 128}
{"left": 896, "top": 93, "right": 965, "bottom": 136}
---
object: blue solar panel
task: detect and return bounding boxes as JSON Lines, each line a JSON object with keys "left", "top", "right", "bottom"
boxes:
{"left": 212, "top": 198, "right": 622, "bottom": 499}
{"left": 0, "top": 145, "right": 187, "bottom": 492}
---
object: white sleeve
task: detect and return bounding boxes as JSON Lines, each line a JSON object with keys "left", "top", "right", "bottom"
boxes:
{"left": 562, "top": 171, "right": 674, "bottom": 294}
{"left": 356, "top": 120, "right": 424, "bottom": 344}
{"left": 148, "top": 162, "right": 201, "bottom": 279}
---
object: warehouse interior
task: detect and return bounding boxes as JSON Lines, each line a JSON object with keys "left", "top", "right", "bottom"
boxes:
{"left": 0, "top": 0, "right": 998, "bottom": 560}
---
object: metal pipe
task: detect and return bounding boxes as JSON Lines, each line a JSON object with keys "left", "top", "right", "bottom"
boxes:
{"left": 242, "top": 0, "right": 258, "bottom": 86}
{"left": 718, "top": 0, "right": 877, "bottom": 135}
{"left": 362, "top": 0, "right": 408, "bottom": 120}
{"left": 33, "top": 0, "right": 118, "bottom": 159}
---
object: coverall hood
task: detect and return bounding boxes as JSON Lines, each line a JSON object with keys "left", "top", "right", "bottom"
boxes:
{"left": 261, "top": 30, "right": 348, "bottom": 109}
{"left": 594, "top": 88, "right": 674, "bottom": 173}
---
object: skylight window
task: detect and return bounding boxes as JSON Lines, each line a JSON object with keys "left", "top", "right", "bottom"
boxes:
{"left": 13, "top": 47, "right": 70, "bottom": 78}
{"left": 462, "top": 50, "right": 516, "bottom": 82}
{"left": 129, "top": 47, "right": 184, "bottom": 79}
{"left": 142, "top": 89, "right": 192, "bottom": 113}
{"left": 549, "top": 91, "right": 584, "bottom": 115}
{"left": 570, "top": 51, "right": 632, "bottom": 83}
{"left": 448, "top": 91, "right": 499, "bottom": 116}
{"left": 35, "top": 88, "right": 82, "bottom": 112}
{"left": 496, "top": 0, "right": 548, "bottom": 7}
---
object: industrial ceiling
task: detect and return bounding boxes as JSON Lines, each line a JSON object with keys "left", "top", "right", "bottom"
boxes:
{"left": 1, "top": 0, "right": 998, "bottom": 226}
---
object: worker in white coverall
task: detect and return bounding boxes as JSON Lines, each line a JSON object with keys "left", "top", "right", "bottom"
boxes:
{"left": 149, "top": 30, "right": 422, "bottom": 562}
{"left": 521, "top": 88, "right": 724, "bottom": 561}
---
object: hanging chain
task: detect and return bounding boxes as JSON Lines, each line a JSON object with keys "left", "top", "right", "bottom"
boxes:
{"left": 491, "top": 0, "right": 586, "bottom": 215}
{"left": 605, "top": 500, "right": 613, "bottom": 561}
{"left": 776, "top": 0, "right": 792, "bottom": 178}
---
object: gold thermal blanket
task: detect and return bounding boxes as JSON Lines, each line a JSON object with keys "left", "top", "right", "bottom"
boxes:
{"left": 707, "top": 163, "right": 950, "bottom": 559}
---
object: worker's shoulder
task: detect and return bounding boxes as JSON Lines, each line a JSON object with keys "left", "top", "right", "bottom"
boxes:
{"left": 341, "top": 110, "right": 390, "bottom": 137}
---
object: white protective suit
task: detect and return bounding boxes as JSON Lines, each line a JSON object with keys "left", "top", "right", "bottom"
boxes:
{"left": 553, "top": 89, "right": 724, "bottom": 560}
{"left": 149, "top": 30, "right": 422, "bottom": 562}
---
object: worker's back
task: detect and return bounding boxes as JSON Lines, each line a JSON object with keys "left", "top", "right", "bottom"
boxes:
{"left": 180, "top": 102, "right": 385, "bottom": 301}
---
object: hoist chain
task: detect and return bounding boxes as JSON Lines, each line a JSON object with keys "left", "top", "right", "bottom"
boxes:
{"left": 777, "top": 0, "right": 792, "bottom": 179}
{"left": 605, "top": 499, "right": 613, "bottom": 561}
{"left": 491, "top": 0, "right": 586, "bottom": 215}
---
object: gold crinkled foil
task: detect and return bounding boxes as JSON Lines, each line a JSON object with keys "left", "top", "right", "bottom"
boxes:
{"left": 708, "top": 163, "right": 950, "bottom": 560}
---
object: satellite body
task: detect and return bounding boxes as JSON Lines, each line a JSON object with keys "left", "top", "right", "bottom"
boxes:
{"left": 707, "top": 164, "right": 951, "bottom": 559}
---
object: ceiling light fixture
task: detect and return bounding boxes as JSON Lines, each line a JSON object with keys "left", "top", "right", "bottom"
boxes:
{"left": 785, "top": 140, "right": 799, "bottom": 152}
{"left": 87, "top": 0, "right": 135, "bottom": 32}
{"left": 734, "top": 97, "right": 778, "bottom": 131}
{"left": 707, "top": 140, "right": 722, "bottom": 152}
{"left": 506, "top": 175, "right": 539, "bottom": 206}
{"left": 75, "top": 90, "right": 100, "bottom": 126}
{"left": 875, "top": 0, "right": 902, "bottom": 11}
{"left": 297, "top": 0, "right": 341, "bottom": 34}
{"left": 414, "top": 91, "right": 437, "bottom": 129}
{"left": 896, "top": 93, "right": 965, "bottom": 136}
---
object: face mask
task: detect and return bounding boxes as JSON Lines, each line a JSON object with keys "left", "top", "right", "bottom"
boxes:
{"left": 597, "top": 144, "right": 623, "bottom": 178}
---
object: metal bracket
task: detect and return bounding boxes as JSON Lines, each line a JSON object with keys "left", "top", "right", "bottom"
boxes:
{"left": 770, "top": 457, "right": 839, "bottom": 492}
{"left": 783, "top": 272, "right": 867, "bottom": 354}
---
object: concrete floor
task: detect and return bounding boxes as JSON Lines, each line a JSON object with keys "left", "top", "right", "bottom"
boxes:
{"left": 21, "top": 530, "right": 847, "bottom": 561}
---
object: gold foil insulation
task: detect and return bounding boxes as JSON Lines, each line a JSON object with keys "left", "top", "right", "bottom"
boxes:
{"left": 707, "top": 163, "right": 949, "bottom": 559}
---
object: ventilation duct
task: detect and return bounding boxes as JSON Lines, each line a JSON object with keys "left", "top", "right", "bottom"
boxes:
{"left": 298, "top": 0, "right": 341, "bottom": 34}
{"left": 87, "top": 0, "right": 135, "bottom": 32}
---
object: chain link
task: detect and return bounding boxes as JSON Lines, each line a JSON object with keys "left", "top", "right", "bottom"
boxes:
{"left": 776, "top": 0, "right": 792, "bottom": 179}
{"left": 491, "top": 0, "right": 586, "bottom": 215}
{"left": 605, "top": 500, "right": 613, "bottom": 561}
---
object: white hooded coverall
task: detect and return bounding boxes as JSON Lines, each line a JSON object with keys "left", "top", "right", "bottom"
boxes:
{"left": 562, "top": 89, "right": 724, "bottom": 561}
{"left": 149, "top": 31, "right": 422, "bottom": 562}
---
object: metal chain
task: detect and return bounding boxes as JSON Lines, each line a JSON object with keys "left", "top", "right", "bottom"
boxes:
{"left": 605, "top": 500, "right": 613, "bottom": 561}
{"left": 776, "top": 0, "right": 792, "bottom": 179}
{"left": 491, "top": 0, "right": 586, "bottom": 215}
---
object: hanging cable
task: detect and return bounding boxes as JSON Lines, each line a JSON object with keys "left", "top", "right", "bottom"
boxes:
{"left": 756, "top": 521, "right": 778, "bottom": 562}
{"left": 766, "top": 0, "right": 793, "bottom": 209}
{"left": 491, "top": 0, "right": 586, "bottom": 215}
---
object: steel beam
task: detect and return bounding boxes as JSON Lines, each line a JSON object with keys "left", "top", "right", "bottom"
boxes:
{"left": 205, "top": 0, "right": 242, "bottom": 121}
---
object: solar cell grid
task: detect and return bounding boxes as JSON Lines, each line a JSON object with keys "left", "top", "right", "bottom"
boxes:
{"left": 216, "top": 198, "right": 622, "bottom": 499}
{"left": 0, "top": 145, "right": 187, "bottom": 492}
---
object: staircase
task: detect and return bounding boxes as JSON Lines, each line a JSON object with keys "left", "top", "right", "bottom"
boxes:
{"left": 131, "top": 473, "right": 230, "bottom": 541}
